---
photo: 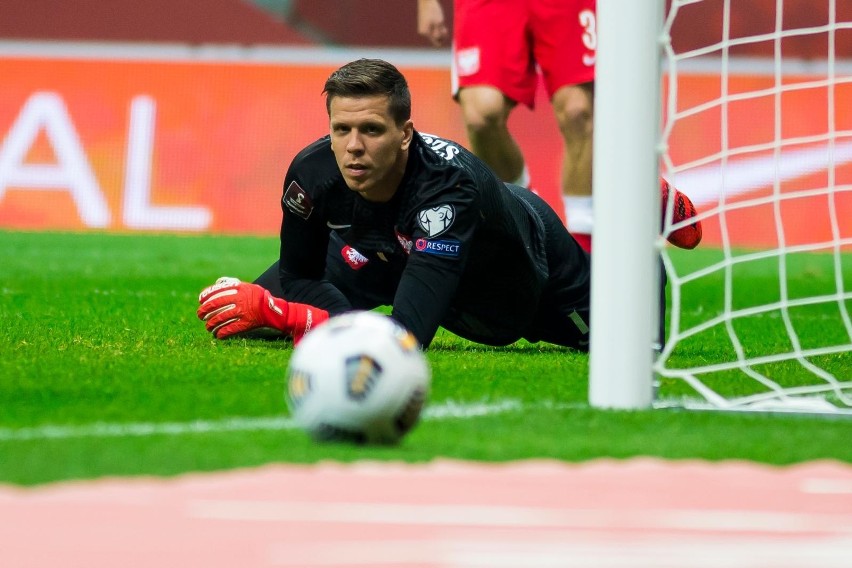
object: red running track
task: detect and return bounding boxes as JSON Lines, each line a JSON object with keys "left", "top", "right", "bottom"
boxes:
{"left": 2, "top": 458, "right": 851, "bottom": 567}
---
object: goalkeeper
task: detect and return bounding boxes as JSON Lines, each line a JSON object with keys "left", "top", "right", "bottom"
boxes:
{"left": 197, "top": 58, "right": 701, "bottom": 349}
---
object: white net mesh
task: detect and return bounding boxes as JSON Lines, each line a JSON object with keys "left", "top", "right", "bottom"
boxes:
{"left": 655, "top": 0, "right": 852, "bottom": 414}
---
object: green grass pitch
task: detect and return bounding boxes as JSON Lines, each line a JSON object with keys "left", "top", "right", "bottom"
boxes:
{"left": 0, "top": 230, "right": 850, "bottom": 486}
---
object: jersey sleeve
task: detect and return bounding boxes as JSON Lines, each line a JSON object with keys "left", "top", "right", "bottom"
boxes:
{"left": 391, "top": 177, "right": 479, "bottom": 347}
{"left": 277, "top": 157, "right": 352, "bottom": 314}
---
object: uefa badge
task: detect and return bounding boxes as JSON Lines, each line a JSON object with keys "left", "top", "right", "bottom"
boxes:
{"left": 417, "top": 205, "right": 455, "bottom": 237}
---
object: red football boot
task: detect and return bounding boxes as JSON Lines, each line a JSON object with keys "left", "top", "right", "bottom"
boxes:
{"left": 660, "top": 179, "right": 702, "bottom": 249}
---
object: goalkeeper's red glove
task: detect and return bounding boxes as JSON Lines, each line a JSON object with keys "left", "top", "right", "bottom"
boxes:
{"left": 661, "top": 178, "right": 703, "bottom": 249}
{"left": 197, "top": 277, "right": 329, "bottom": 342}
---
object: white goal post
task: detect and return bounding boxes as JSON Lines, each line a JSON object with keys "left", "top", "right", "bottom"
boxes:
{"left": 589, "top": 0, "right": 663, "bottom": 409}
{"left": 589, "top": 0, "right": 852, "bottom": 414}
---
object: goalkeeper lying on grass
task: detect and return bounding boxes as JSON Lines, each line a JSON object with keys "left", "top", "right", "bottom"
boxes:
{"left": 197, "top": 58, "right": 701, "bottom": 349}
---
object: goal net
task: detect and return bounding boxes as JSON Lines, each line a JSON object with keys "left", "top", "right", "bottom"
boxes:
{"left": 590, "top": 0, "right": 852, "bottom": 415}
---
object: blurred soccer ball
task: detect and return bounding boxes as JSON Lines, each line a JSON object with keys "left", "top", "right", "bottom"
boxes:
{"left": 285, "top": 311, "right": 430, "bottom": 445}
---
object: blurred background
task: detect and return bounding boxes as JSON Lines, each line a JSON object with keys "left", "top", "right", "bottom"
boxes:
{"left": 1, "top": 0, "right": 850, "bottom": 246}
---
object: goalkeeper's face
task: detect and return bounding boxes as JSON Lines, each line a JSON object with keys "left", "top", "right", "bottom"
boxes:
{"left": 329, "top": 95, "right": 414, "bottom": 203}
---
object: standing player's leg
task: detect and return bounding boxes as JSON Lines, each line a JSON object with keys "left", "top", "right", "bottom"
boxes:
{"left": 553, "top": 82, "right": 595, "bottom": 252}
{"left": 452, "top": 0, "right": 536, "bottom": 187}
{"left": 457, "top": 87, "right": 527, "bottom": 185}
{"left": 532, "top": 0, "right": 597, "bottom": 251}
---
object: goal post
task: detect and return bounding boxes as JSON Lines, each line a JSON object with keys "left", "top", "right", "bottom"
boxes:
{"left": 589, "top": 0, "right": 664, "bottom": 409}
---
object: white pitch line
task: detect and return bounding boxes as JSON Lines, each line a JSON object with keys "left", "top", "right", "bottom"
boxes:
{"left": 0, "top": 416, "right": 296, "bottom": 442}
{"left": 0, "top": 399, "right": 581, "bottom": 442}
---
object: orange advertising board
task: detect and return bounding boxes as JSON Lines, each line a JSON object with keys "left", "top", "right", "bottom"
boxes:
{"left": 0, "top": 57, "right": 491, "bottom": 235}
{"left": 0, "top": 54, "right": 850, "bottom": 248}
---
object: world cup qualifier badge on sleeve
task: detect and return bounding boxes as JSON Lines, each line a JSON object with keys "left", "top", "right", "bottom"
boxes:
{"left": 282, "top": 181, "right": 314, "bottom": 220}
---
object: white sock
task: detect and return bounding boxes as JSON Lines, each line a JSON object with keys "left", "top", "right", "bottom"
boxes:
{"left": 563, "top": 195, "right": 593, "bottom": 233}
{"left": 511, "top": 165, "right": 531, "bottom": 188}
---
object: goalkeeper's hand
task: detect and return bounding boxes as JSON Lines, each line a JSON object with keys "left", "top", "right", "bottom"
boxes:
{"left": 660, "top": 179, "right": 703, "bottom": 250}
{"left": 197, "top": 277, "right": 288, "bottom": 339}
{"left": 196, "top": 277, "right": 329, "bottom": 342}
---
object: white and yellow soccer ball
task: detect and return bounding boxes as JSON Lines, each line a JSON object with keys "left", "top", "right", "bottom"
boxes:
{"left": 285, "top": 311, "right": 430, "bottom": 445}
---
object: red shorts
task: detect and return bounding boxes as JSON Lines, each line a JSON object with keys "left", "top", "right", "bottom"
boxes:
{"left": 452, "top": 0, "right": 597, "bottom": 108}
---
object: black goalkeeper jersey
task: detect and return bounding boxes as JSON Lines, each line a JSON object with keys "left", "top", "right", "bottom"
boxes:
{"left": 276, "top": 130, "right": 588, "bottom": 348}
